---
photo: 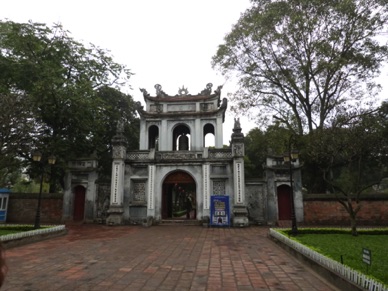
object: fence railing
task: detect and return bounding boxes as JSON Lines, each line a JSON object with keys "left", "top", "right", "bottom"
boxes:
{"left": 0, "top": 225, "right": 66, "bottom": 242}
{"left": 269, "top": 229, "right": 387, "bottom": 291}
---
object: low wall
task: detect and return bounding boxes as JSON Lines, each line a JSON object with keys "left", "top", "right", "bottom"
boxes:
{"left": 6, "top": 192, "right": 388, "bottom": 226}
{"left": 7, "top": 193, "right": 63, "bottom": 224}
{"left": 304, "top": 194, "right": 388, "bottom": 226}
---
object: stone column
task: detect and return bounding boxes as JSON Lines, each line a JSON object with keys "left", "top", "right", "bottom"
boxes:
{"left": 194, "top": 118, "right": 201, "bottom": 150}
{"left": 215, "top": 114, "right": 223, "bottom": 148}
{"left": 202, "top": 163, "right": 210, "bottom": 211}
{"left": 106, "top": 123, "right": 127, "bottom": 225}
{"left": 62, "top": 169, "right": 72, "bottom": 222}
{"left": 160, "top": 119, "right": 168, "bottom": 151}
{"left": 147, "top": 164, "right": 156, "bottom": 218}
{"left": 231, "top": 118, "right": 249, "bottom": 227}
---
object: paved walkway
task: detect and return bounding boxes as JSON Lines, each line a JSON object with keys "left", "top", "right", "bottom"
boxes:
{"left": 2, "top": 225, "right": 339, "bottom": 290}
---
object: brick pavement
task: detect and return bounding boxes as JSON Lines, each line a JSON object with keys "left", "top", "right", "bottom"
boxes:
{"left": 2, "top": 225, "right": 339, "bottom": 290}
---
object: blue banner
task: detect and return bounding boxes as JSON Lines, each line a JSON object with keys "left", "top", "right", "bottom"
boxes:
{"left": 210, "top": 195, "right": 230, "bottom": 227}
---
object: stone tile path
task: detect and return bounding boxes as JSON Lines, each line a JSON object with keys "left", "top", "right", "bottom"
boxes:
{"left": 2, "top": 225, "right": 339, "bottom": 290}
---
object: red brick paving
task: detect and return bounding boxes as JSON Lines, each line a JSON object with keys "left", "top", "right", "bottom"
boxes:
{"left": 2, "top": 225, "right": 339, "bottom": 290}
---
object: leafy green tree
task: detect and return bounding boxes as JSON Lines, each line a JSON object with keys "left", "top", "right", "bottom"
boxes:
{"left": 306, "top": 109, "right": 388, "bottom": 235}
{"left": 212, "top": 0, "right": 388, "bottom": 134}
{"left": 0, "top": 20, "right": 137, "bottom": 190}
{"left": 0, "top": 92, "right": 37, "bottom": 186}
{"left": 244, "top": 128, "right": 267, "bottom": 178}
{"left": 244, "top": 124, "right": 293, "bottom": 178}
{"left": 93, "top": 86, "right": 140, "bottom": 180}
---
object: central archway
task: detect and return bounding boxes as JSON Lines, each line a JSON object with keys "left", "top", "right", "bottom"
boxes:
{"left": 162, "top": 171, "right": 196, "bottom": 219}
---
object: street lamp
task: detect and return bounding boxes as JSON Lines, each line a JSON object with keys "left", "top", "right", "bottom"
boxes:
{"left": 32, "top": 151, "right": 56, "bottom": 229}
{"left": 283, "top": 136, "right": 299, "bottom": 236}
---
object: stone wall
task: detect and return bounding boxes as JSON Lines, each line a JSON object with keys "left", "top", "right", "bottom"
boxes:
{"left": 6, "top": 192, "right": 388, "bottom": 226}
{"left": 245, "top": 180, "right": 266, "bottom": 224}
{"left": 7, "top": 193, "right": 63, "bottom": 224}
{"left": 303, "top": 194, "right": 388, "bottom": 226}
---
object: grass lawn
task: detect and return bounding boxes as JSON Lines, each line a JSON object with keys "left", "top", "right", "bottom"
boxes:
{"left": 279, "top": 228, "right": 388, "bottom": 286}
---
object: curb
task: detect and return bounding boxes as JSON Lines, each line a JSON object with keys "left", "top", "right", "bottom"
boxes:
{"left": 268, "top": 229, "right": 386, "bottom": 291}
{"left": 1, "top": 225, "right": 68, "bottom": 249}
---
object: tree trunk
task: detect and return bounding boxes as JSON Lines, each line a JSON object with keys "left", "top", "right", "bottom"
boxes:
{"left": 350, "top": 215, "right": 358, "bottom": 236}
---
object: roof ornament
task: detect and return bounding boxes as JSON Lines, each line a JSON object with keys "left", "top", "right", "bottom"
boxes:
{"left": 234, "top": 117, "right": 241, "bottom": 129}
{"left": 154, "top": 84, "right": 167, "bottom": 97}
{"left": 178, "top": 86, "right": 189, "bottom": 96}
{"left": 135, "top": 101, "right": 146, "bottom": 115}
{"left": 233, "top": 117, "right": 242, "bottom": 134}
{"left": 200, "top": 83, "right": 213, "bottom": 95}
{"left": 139, "top": 88, "right": 150, "bottom": 97}
{"left": 215, "top": 85, "right": 223, "bottom": 95}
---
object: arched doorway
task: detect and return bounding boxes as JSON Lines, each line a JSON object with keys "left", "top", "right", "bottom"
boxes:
{"left": 162, "top": 171, "right": 196, "bottom": 219}
{"left": 172, "top": 124, "right": 191, "bottom": 151}
{"left": 277, "top": 185, "right": 292, "bottom": 220}
{"left": 73, "top": 185, "right": 86, "bottom": 221}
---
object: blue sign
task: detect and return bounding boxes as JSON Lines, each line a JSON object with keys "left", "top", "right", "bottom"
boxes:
{"left": 210, "top": 196, "right": 230, "bottom": 227}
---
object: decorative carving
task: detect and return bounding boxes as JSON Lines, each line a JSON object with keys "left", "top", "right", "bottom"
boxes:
{"left": 135, "top": 101, "right": 146, "bottom": 115}
{"left": 235, "top": 162, "right": 243, "bottom": 203}
{"left": 208, "top": 150, "right": 233, "bottom": 159}
{"left": 133, "top": 181, "right": 146, "bottom": 202}
{"left": 148, "top": 165, "right": 155, "bottom": 210}
{"left": 155, "top": 84, "right": 167, "bottom": 97}
{"left": 157, "top": 152, "right": 197, "bottom": 160}
{"left": 213, "top": 180, "right": 226, "bottom": 196}
{"left": 232, "top": 116, "right": 243, "bottom": 136}
{"left": 156, "top": 103, "right": 163, "bottom": 113}
{"left": 127, "top": 152, "right": 149, "bottom": 160}
{"left": 178, "top": 86, "right": 189, "bottom": 96}
{"left": 201, "top": 103, "right": 213, "bottom": 111}
{"left": 150, "top": 103, "right": 163, "bottom": 113}
{"left": 215, "top": 85, "right": 223, "bottom": 95}
{"left": 200, "top": 83, "right": 213, "bottom": 95}
{"left": 234, "top": 118, "right": 241, "bottom": 130}
{"left": 113, "top": 163, "right": 119, "bottom": 204}
{"left": 203, "top": 164, "right": 210, "bottom": 210}
{"left": 219, "top": 98, "right": 228, "bottom": 109}
{"left": 113, "top": 145, "right": 127, "bottom": 159}
{"left": 139, "top": 88, "right": 150, "bottom": 97}
{"left": 233, "top": 144, "right": 244, "bottom": 156}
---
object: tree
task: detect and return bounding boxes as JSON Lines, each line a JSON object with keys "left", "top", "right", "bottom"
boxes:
{"left": 0, "top": 20, "right": 137, "bottom": 190}
{"left": 244, "top": 128, "right": 267, "bottom": 178}
{"left": 0, "top": 92, "right": 37, "bottom": 186}
{"left": 92, "top": 86, "right": 140, "bottom": 179}
{"left": 244, "top": 124, "right": 294, "bottom": 178}
{"left": 212, "top": 0, "right": 388, "bottom": 134}
{"left": 306, "top": 109, "right": 388, "bottom": 235}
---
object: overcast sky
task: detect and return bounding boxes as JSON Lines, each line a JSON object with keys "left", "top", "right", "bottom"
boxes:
{"left": 2, "top": 1, "right": 387, "bottom": 144}
{"left": 1, "top": 0, "right": 254, "bottom": 144}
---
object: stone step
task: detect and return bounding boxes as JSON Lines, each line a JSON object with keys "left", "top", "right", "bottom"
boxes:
{"left": 160, "top": 219, "right": 201, "bottom": 226}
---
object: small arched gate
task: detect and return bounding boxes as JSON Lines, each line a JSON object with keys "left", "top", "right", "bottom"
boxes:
{"left": 277, "top": 184, "right": 292, "bottom": 220}
{"left": 73, "top": 185, "right": 86, "bottom": 221}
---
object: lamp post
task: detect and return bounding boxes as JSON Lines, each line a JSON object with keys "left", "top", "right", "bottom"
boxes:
{"left": 283, "top": 136, "right": 299, "bottom": 236}
{"left": 32, "top": 151, "right": 56, "bottom": 229}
